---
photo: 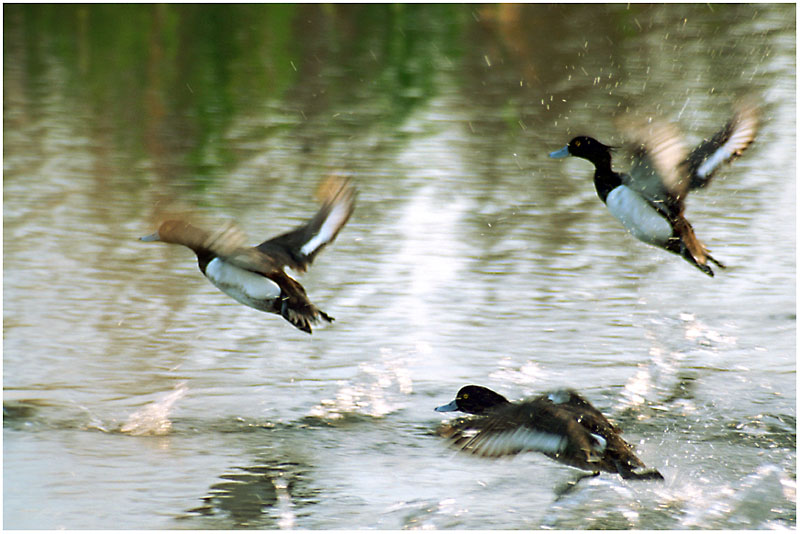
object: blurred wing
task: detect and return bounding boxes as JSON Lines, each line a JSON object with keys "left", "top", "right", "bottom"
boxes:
{"left": 222, "top": 247, "right": 284, "bottom": 276}
{"left": 440, "top": 416, "right": 568, "bottom": 459}
{"left": 257, "top": 175, "right": 356, "bottom": 272}
{"left": 201, "top": 220, "right": 248, "bottom": 257}
{"left": 187, "top": 220, "right": 283, "bottom": 275}
{"left": 439, "top": 401, "right": 571, "bottom": 459}
{"left": 543, "top": 389, "right": 620, "bottom": 432}
{"left": 148, "top": 218, "right": 249, "bottom": 258}
{"left": 620, "top": 119, "right": 690, "bottom": 217}
{"left": 686, "top": 98, "right": 760, "bottom": 188}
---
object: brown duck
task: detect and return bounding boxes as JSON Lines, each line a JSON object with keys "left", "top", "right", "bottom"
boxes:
{"left": 140, "top": 177, "right": 356, "bottom": 333}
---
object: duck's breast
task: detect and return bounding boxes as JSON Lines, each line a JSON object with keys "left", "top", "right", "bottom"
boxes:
{"left": 605, "top": 186, "right": 673, "bottom": 247}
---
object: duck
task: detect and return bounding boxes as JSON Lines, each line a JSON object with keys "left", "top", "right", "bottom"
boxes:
{"left": 140, "top": 176, "right": 356, "bottom": 333}
{"left": 549, "top": 100, "right": 759, "bottom": 276}
{"left": 435, "top": 385, "right": 664, "bottom": 481}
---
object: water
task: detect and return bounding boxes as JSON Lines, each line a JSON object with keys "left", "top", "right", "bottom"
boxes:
{"left": 3, "top": 4, "right": 795, "bottom": 529}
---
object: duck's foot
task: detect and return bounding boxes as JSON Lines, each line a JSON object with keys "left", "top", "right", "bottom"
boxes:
{"left": 318, "top": 308, "right": 334, "bottom": 323}
{"left": 622, "top": 468, "right": 664, "bottom": 481}
{"left": 615, "top": 460, "right": 664, "bottom": 481}
{"left": 690, "top": 259, "right": 715, "bottom": 277}
{"left": 554, "top": 471, "right": 600, "bottom": 498}
{"left": 707, "top": 253, "right": 726, "bottom": 269}
{"left": 280, "top": 300, "right": 312, "bottom": 334}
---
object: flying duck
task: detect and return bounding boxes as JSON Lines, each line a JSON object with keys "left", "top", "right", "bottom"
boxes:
{"left": 435, "top": 385, "right": 664, "bottom": 481}
{"left": 549, "top": 100, "right": 759, "bottom": 276}
{"left": 140, "top": 176, "right": 356, "bottom": 333}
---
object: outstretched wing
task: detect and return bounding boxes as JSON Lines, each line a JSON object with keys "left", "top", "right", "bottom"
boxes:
{"left": 200, "top": 220, "right": 249, "bottom": 257}
{"left": 257, "top": 175, "right": 357, "bottom": 272}
{"left": 619, "top": 119, "right": 690, "bottom": 220}
{"left": 189, "top": 220, "right": 286, "bottom": 275}
{"left": 685, "top": 98, "right": 759, "bottom": 189}
{"left": 438, "top": 401, "right": 581, "bottom": 459}
{"left": 543, "top": 389, "right": 621, "bottom": 433}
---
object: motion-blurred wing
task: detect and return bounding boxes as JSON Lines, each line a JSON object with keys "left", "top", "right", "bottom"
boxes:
{"left": 685, "top": 98, "right": 759, "bottom": 188}
{"left": 620, "top": 119, "right": 690, "bottom": 218}
{"left": 257, "top": 176, "right": 356, "bottom": 272}
{"left": 440, "top": 415, "right": 568, "bottom": 459}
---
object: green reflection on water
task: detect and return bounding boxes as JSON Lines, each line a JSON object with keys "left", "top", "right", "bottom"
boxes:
{"left": 5, "top": 4, "right": 467, "bottom": 193}
{"left": 4, "top": 3, "right": 790, "bottom": 201}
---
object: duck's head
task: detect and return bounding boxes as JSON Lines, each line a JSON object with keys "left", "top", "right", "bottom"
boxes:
{"left": 549, "top": 136, "right": 614, "bottom": 163}
{"left": 435, "top": 385, "right": 510, "bottom": 415}
{"left": 140, "top": 219, "right": 247, "bottom": 257}
{"left": 139, "top": 220, "right": 194, "bottom": 245}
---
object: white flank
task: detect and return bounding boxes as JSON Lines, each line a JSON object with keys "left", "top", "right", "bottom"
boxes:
{"left": 605, "top": 186, "right": 673, "bottom": 247}
{"left": 300, "top": 201, "right": 349, "bottom": 256}
{"left": 205, "top": 257, "right": 281, "bottom": 307}
{"left": 467, "top": 427, "right": 567, "bottom": 456}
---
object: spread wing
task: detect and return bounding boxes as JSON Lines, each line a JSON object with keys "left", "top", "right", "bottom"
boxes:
{"left": 199, "top": 220, "right": 248, "bottom": 257}
{"left": 437, "top": 400, "right": 598, "bottom": 459}
{"left": 543, "top": 389, "right": 621, "bottom": 433}
{"left": 619, "top": 119, "right": 690, "bottom": 220}
{"left": 256, "top": 176, "right": 356, "bottom": 273}
{"left": 685, "top": 98, "right": 759, "bottom": 188}
{"left": 187, "top": 220, "right": 286, "bottom": 275}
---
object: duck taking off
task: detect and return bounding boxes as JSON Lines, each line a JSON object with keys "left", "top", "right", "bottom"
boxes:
{"left": 140, "top": 176, "right": 356, "bottom": 333}
{"left": 436, "top": 385, "right": 664, "bottom": 482}
{"left": 549, "top": 99, "right": 759, "bottom": 276}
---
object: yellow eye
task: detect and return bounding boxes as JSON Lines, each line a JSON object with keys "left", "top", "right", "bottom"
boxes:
{"left": 462, "top": 393, "right": 469, "bottom": 400}
{"left": 575, "top": 140, "right": 581, "bottom": 147}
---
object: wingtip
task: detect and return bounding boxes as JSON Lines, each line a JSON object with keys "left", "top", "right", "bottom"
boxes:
{"left": 732, "top": 95, "right": 761, "bottom": 124}
{"left": 317, "top": 174, "right": 358, "bottom": 210}
{"left": 318, "top": 173, "right": 358, "bottom": 232}
{"left": 730, "top": 96, "right": 760, "bottom": 151}
{"left": 297, "top": 176, "right": 357, "bottom": 259}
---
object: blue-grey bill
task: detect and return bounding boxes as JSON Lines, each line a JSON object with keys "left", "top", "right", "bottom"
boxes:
{"left": 139, "top": 232, "right": 160, "bottom": 242}
{"left": 549, "top": 145, "right": 570, "bottom": 158}
{"left": 435, "top": 400, "right": 459, "bottom": 412}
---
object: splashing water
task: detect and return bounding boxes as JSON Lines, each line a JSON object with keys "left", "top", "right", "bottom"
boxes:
{"left": 120, "top": 383, "right": 189, "bottom": 436}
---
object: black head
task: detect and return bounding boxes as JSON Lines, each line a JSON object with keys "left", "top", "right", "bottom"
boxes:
{"left": 435, "top": 385, "right": 510, "bottom": 415}
{"left": 549, "top": 136, "right": 614, "bottom": 164}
